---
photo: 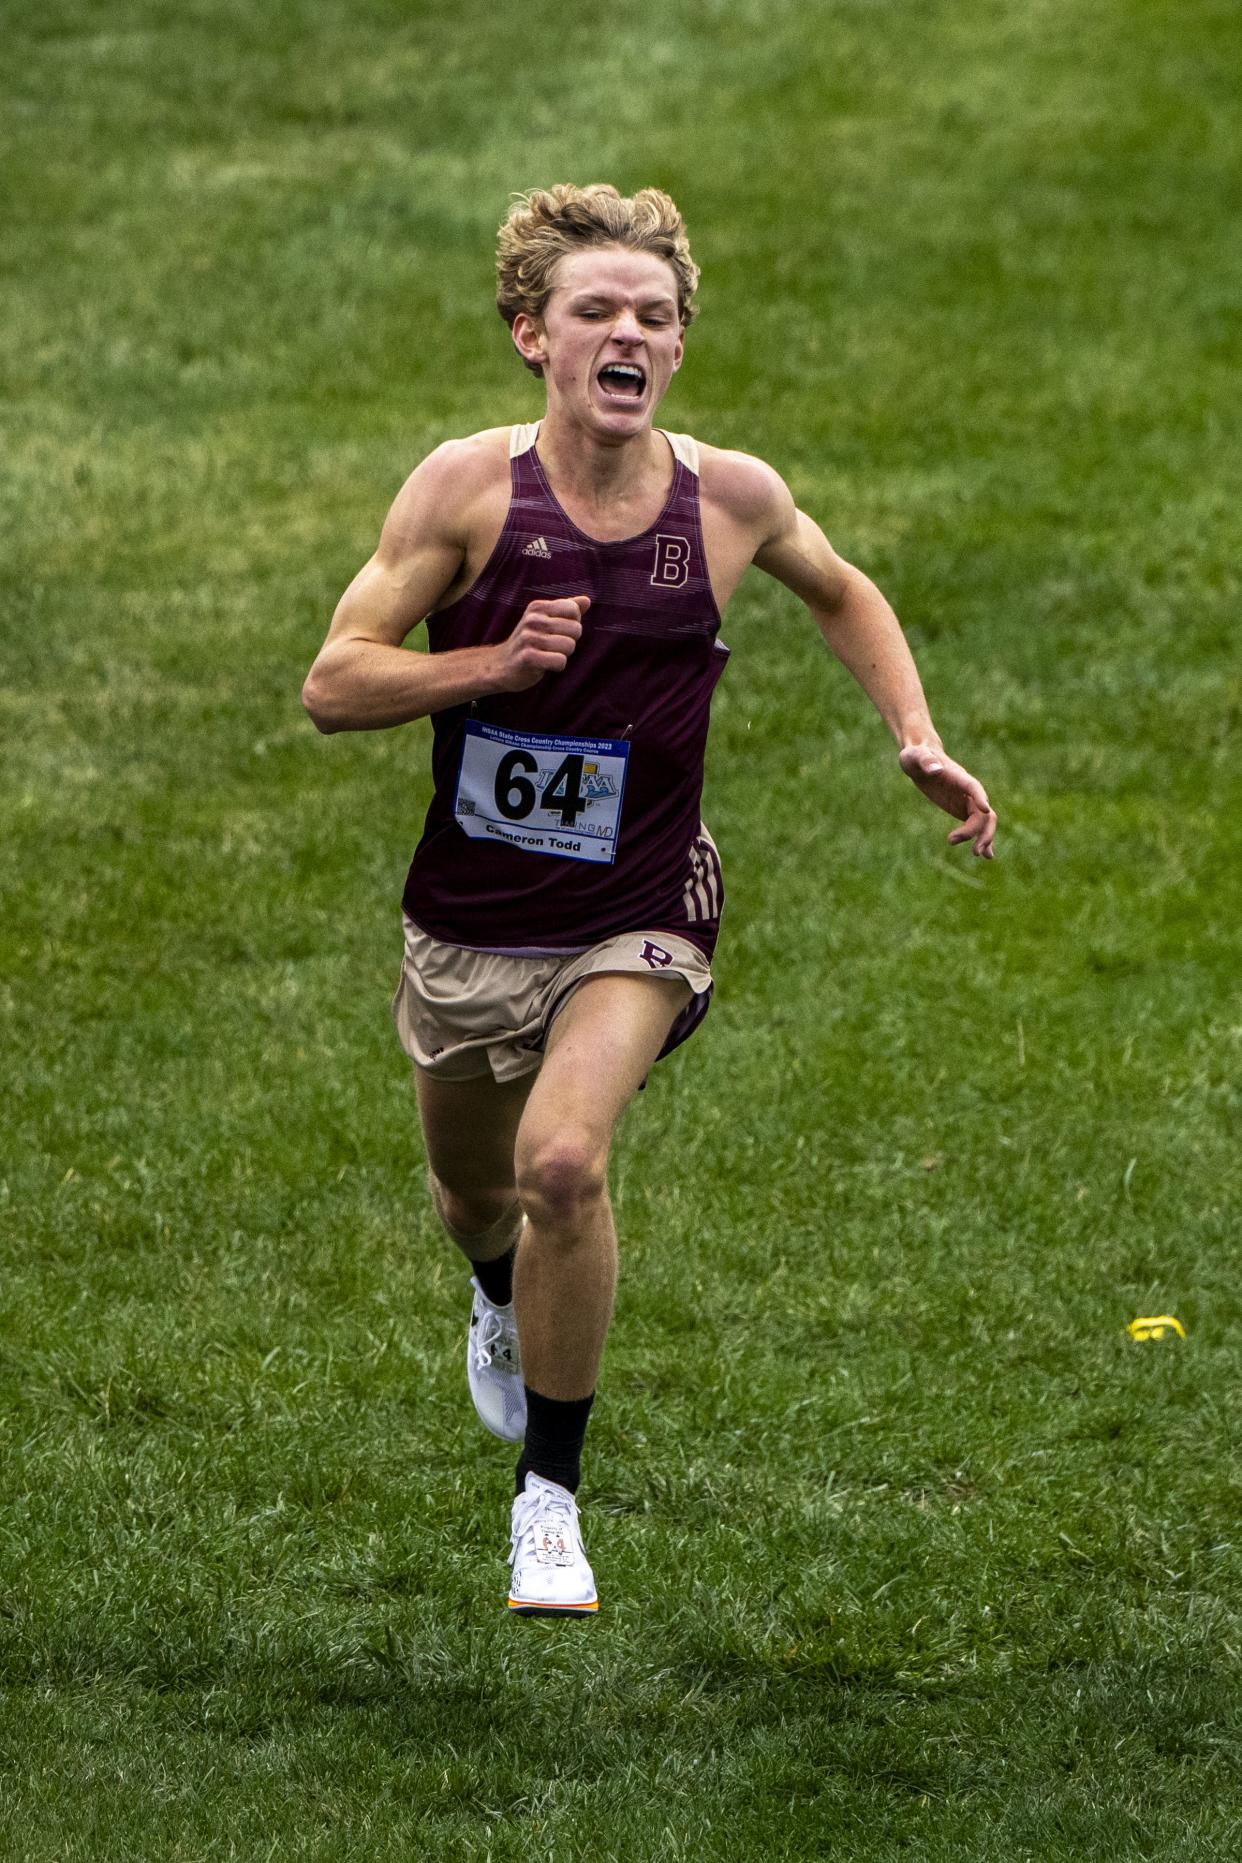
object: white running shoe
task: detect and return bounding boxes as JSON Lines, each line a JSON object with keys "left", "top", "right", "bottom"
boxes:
{"left": 467, "top": 1278, "right": 526, "bottom": 1443}
{"left": 507, "top": 1473, "right": 599, "bottom": 1616}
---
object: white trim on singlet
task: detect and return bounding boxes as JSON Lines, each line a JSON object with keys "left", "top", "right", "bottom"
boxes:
{"left": 662, "top": 431, "right": 700, "bottom": 475}
{"left": 681, "top": 830, "right": 721, "bottom": 925}
{"left": 510, "top": 421, "right": 699, "bottom": 475}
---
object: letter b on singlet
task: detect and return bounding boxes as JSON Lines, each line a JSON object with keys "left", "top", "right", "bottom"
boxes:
{"left": 651, "top": 533, "right": 691, "bottom": 589}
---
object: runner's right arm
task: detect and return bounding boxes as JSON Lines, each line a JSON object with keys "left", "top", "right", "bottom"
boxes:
{"left": 302, "top": 442, "right": 587, "bottom": 732}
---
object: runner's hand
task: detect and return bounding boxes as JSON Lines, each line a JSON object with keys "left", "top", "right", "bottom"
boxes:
{"left": 492, "top": 596, "right": 590, "bottom": 692}
{"left": 898, "top": 744, "right": 997, "bottom": 859}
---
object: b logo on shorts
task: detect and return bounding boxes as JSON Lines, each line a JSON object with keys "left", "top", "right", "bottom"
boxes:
{"left": 650, "top": 534, "right": 690, "bottom": 589}
{"left": 638, "top": 940, "right": 674, "bottom": 969}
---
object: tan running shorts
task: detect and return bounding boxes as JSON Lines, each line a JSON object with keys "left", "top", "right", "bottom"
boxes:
{"left": 391, "top": 916, "right": 714, "bottom": 1082}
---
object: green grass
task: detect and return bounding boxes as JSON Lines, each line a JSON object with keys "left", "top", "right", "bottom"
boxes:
{"left": 3, "top": 0, "right": 1242, "bottom": 1853}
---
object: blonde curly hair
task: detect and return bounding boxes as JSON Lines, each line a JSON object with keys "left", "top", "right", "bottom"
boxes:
{"left": 496, "top": 184, "right": 699, "bottom": 375}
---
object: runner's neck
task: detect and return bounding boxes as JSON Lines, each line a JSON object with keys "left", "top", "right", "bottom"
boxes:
{"left": 534, "top": 410, "right": 672, "bottom": 515}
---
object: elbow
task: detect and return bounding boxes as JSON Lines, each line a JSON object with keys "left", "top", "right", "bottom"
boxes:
{"left": 811, "top": 568, "right": 862, "bottom": 633}
{"left": 301, "top": 669, "right": 341, "bottom": 734}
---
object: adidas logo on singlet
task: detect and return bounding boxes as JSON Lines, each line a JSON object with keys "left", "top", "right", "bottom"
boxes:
{"left": 522, "top": 536, "right": 552, "bottom": 558}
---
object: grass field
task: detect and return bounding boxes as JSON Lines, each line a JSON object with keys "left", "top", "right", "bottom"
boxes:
{"left": 4, "top": 0, "right": 1242, "bottom": 1854}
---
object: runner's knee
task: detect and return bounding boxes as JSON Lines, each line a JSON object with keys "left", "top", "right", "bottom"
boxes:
{"left": 427, "top": 1170, "right": 520, "bottom": 1247}
{"left": 516, "top": 1133, "right": 608, "bottom": 1230}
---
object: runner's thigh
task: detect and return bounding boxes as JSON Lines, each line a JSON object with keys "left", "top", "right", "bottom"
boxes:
{"left": 416, "top": 1069, "right": 535, "bottom": 1195}
{"left": 517, "top": 972, "right": 692, "bottom": 1165}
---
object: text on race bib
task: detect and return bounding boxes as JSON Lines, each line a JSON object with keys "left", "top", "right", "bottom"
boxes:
{"left": 454, "top": 722, "right": 630, "bottom": 865}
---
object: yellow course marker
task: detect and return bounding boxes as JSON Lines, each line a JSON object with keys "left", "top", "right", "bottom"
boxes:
{"left": 1126, "top": 1315, "right": 1186, "bottom": 1341}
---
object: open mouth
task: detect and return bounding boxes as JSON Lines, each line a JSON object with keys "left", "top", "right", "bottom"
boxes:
{"left": 595, "top": 362, "right": 646, "bottom": 402}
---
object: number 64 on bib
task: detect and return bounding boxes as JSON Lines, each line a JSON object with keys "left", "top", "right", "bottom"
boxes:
{"left": 453, "top": 721, "right": 631, "bottom": 865}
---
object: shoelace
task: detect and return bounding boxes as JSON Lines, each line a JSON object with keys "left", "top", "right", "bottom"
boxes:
{"left": 474, "top": 1303, "right": 518, "bottom": 1374}
{"left": 509, "top": 1489, "right": 577, "bottom": 1568}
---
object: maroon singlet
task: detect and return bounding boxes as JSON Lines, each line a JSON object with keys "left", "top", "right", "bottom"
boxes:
{"left": 402, "top": 424, "right": 728, "bottom": 957}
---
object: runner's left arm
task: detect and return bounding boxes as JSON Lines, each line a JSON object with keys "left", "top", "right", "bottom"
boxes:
{"left": 751, "top": 465, "right": 997, "bottom": 859}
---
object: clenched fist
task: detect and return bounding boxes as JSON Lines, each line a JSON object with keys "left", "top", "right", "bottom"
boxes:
{"left": 491, "top": 596, "right": 590, "bottom": 693}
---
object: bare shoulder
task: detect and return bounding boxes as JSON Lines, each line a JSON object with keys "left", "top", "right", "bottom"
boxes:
{"left": 381, "top": 426, "right": 513, "bottom": 556}
{"left": 695, "top": 441, "right": 794, "bottom": 541}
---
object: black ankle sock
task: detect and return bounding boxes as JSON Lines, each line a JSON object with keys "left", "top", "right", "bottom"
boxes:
{"left": 470, "top": 1244, "right": 516, "bottom": 1308}
{"left": 515, "top": 1386, "right": 595, "bottom": 1495}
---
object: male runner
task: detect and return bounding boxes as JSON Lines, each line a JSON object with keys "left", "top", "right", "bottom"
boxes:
{"left": 302, "top": 184, "right": 996, "bottom": 1616}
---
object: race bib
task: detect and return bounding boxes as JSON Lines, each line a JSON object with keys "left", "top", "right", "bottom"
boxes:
{"left": 454, "top": 722, "right": 630, "bottom": 865}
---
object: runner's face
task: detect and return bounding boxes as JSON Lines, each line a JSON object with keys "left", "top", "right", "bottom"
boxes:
{"left": 521, "top": 247, "right": 684, "bottom": 434}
